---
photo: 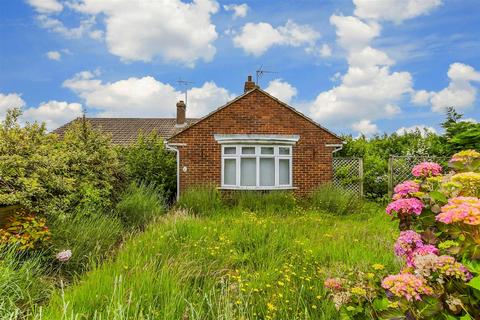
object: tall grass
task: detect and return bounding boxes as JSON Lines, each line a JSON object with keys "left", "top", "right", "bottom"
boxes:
{"left": 310, "top": 184, "right": 365, "bottom": 216}
{"left": 115, "top": 183, "right": 165, "bottom": 230}
{"left": 177, "top": 185, "right": 223, "bottom": 216}
{"left": 39, "top": 209, "right": 398, "bottom": 319}
{"left": 49, "top": 213, "right": 123, "bottom": 276}
{"left": 226, "top": 190, "right": 297, "bottom": 215}
{"left": 0, "top": 247, "right": 51, "bottom": 319}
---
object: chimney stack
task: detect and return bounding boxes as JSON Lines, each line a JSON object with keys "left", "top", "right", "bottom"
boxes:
{"left": 244, "top": 75, "right": 256, "bottom": 92}
{"left": 176, "top": 100, "right": 186, "bottom": 127}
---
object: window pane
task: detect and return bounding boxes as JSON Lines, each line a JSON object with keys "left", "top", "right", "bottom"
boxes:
{"left": 261, "top": 147, "right": 274, "bottom": 155}
{"left": 242, "top": 147, "right": 255, "bottom": 155}
{"left": 260, "top": 158, "right": 275, "bottom": 186}
{"left": 224, "top": 159, "right": 236, "bottom": 185}
{"left": 240, "top": 158, "right": 256, "bottom": 186}
{"left": 279, "top": 159, "right": 290, "bottom": 185}
{"left": 224, "top": 147, "right": 236, "bottom": 155}
{"left": 279, "top": 147, "right": 290, "bottom": 155}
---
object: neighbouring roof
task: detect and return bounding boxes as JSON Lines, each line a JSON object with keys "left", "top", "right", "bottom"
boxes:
{"left": 168, "top": 87, "right": 343, "bottom": 142}
{"left": 53, "top": 117, "right": 199, "bottom": 145}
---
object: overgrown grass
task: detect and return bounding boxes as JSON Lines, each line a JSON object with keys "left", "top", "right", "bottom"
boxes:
{"left": 0, "top": 247, "right": 51, "bottom": 319}
{"left": 310, "top": 184, "right": 365, "bottom": 216}
{"left": 49, "top": 213, "right": 124, "bottom": 276}
{"left": 225, "top": 190, "right": 297, "bottom": 215}
{"left": 39, "top": 208, "right": 398, "bottom": 319}
{"left": 115, "top": 183, "right": 165, "bottom": 230}
{"left": 177, "top": 185, "right": 224, "bottom": 216}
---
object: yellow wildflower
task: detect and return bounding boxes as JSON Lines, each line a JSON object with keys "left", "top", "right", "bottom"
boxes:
{"left": 372, "top": 264, "right": 385, "bottom": 270}
{"left": 350, "top": 287, "right": 367, "bottom": 296}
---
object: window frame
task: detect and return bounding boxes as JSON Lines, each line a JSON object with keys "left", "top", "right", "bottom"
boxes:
{"left": 221, "top": 145, "right": 293, "bottom": 190}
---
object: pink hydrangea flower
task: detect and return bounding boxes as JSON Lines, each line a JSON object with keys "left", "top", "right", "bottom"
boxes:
{"left": 413, "top": 244, "right": 439, "bottom": 257}
{"left": 381, "top": 273, "right": 433, "bottom": 301}
{"left": 386, "top": 198, "right": 424, "bottom": 216}
{"left": 436, "top": 197, "right": 480, "bottom": 225}
{"left": 393, "top": 180, "right": 420, "bottom": 199}
{"left": 324, "top": 278, "right": 343, "bottom": 291}
{"left": 394, "top": 230, "right": 425, "bottom": 266}
{"left": 435, "top": 255, "right": 473, "bottom": 282}
{"left": 56, "top": 249, "right": 72, "bottom": 262}
{"left": 412, "top": 162, "right": 442, "bottom": 178}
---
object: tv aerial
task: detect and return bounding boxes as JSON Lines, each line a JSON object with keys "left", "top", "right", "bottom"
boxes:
{"left": 177, "top": 78, "right": 194, "bottom": 105}
{"left": 256, "top": 65, "right": 277, "bottom": 86}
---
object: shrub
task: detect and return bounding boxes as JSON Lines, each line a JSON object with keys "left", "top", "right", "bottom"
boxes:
{"left": 325, "top": 150, "right": 480, "bottom": 319}
{"left": 122, "top": 132, "right": 176, "bottom": 203}
{"left": 0, "top": 209, "right": 51, "bottom": 251}
{"left": 310, "top": 184, "right": 364, "bottom": 216}
{"left": 115, "top": 183, "right": 165, "bottom": 230}
{"left": 0, "top": 109, "right": 124, "bottom": 218}
{"left": 227, "top": 191, "right": 296, "bottom": 215}
{"left": 177, "top": 185, "right": 223, "bottom": 216}
{"left": 49, "top": 212, "right": 123, "bottom": 276}
{"left": 0, "top": 108, "right": 67, "bottom": 213}
{"left": 0, "top": 247, "right": 51, "bottom": 319}
{"left": 59, "top": 118, "right": 124, "bottom": 216}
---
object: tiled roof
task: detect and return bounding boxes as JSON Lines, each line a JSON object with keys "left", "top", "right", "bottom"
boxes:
{"left": 53, "top": 118, "right": 199, "bottom": 145}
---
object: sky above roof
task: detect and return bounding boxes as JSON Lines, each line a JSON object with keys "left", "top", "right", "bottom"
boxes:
{"left": 1, "top": 0, "right": 479, "bottom": 135}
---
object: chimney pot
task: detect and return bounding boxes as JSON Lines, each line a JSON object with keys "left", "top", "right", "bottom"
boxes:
{"left": 176, "top": 100, "right": 186, "bottom": 126}
{"left": 244, "top": 75, "right": 256, "bottom": 92}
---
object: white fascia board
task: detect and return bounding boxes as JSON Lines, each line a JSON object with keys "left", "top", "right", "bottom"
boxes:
{"left": 214, "top": 134, "right": 300, "bottom": 145}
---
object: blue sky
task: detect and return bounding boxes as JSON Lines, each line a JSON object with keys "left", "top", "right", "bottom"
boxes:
{"left": 1, "top": 0, "right": 479, "bottom": 135}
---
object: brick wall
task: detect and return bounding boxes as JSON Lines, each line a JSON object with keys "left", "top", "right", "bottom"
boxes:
{"left": 168, "top": 89, "right": 342, "bottom": 196}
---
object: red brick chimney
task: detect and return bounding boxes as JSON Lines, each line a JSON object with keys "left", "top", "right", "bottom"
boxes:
{"left": 176, "top": 100, "right": 186, "bottom": 126}
{"left": 244, "top": 75, "right": 256, "bottom": 92}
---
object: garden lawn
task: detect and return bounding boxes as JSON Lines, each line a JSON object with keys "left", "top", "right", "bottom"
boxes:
{"left": 38, "top": 208, "right": 399, "bottom": 320}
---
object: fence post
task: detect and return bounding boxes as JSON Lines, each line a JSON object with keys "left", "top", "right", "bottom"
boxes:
{"left": 358, "top": 157, "right": 364, "bottom": 197}
{"left": 387, "top": 156, "right": 393, "bottom": 199}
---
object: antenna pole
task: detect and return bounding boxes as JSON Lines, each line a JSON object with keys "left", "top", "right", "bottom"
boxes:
{"left": 255, "top": 66, "right": 277, "bottom": 86}
{"left": 177, "top": 78, "right": 194, "bottom": 106}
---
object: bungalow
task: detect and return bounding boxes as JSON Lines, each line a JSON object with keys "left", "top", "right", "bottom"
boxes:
{"left": 54, "top": 76, "right": 343, "bottom": 198}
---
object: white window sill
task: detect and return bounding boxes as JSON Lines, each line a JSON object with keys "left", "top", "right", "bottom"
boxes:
{"left": 218, "top": 186, "right": 298, "bottom": 191}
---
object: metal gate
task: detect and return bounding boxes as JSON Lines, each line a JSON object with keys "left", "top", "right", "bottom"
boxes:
{"left": 332, "top": 157, "right": 364, "bottom": 196}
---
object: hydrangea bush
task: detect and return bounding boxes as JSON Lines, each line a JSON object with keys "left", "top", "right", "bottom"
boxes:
{"left": 324, "top": 150, "right": 480, "bottom": 319}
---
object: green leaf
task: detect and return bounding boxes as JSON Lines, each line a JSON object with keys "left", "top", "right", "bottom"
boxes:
{"left": 429, "top": 191, "right": 447, "bottom": 203}
{"left": 467, "top": 276, "right": 480, "bottom": 291}
{"left": 373, "top": 298, "right": 390, "bottom": 311}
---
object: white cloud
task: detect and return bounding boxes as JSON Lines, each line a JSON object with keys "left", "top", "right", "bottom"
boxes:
{"left": 309, "top": 15, "right": 412, "bottom": 134}
{"left": 23, "top": 101, "right": 83, "bottom": 130}
{"left": 36, "top": 14, "right": 96, "bottom": 39}
{"left": 0, "top": 92, "right": 81, "bottom": 130}
{"left": 329, "top": 15, "right": 380, "bottom": 51}
{"left": 305, "top": 43, "right": 332, "bottom": 58}
{"left": 46, "top": 50, "right": 61, "bottom": 61}
{"left": 352, "top": 119, "right": 379, "bottom": 136}
{"left": 0, "top": 93, "right": 26, "bottom": 116}
{"left": 396, "top": 125, "right": 437, "bottom": 136}
{"left": 27, "top": 0, "right": 63, "bottom": 13}
{"left": 412, "top": 63, "right": 480, "bottom": 112}
{"left": 264, "top": 79, "right": 297, "bottom": 104}
{"left": 353, "top": 0, "right": 442, "bottom": 24}
{"left": 411, "top": 90, "right": 432, "bottom": 106}
{"left": 233, "top": 20, "right": 320, "bottom": 56}
{"left": 66, "top": 0, "right": 219, "bottom": 66}
{"left": 63, "top": 71, "right": 234, "bottom": 118}
{"left": 223, "top": 3, "right": 248, "bottom": 18}
{"left": 187, "top": 82, "right": 235, "bottom": 117}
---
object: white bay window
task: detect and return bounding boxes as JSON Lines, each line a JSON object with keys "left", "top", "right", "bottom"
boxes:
{"left": 221, "top": 145, "right": 292, "bottom": 189}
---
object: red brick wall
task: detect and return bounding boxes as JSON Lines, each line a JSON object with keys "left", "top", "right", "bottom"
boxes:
{"left": 168, "top": 89, "right": 342, "bottom": 196}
